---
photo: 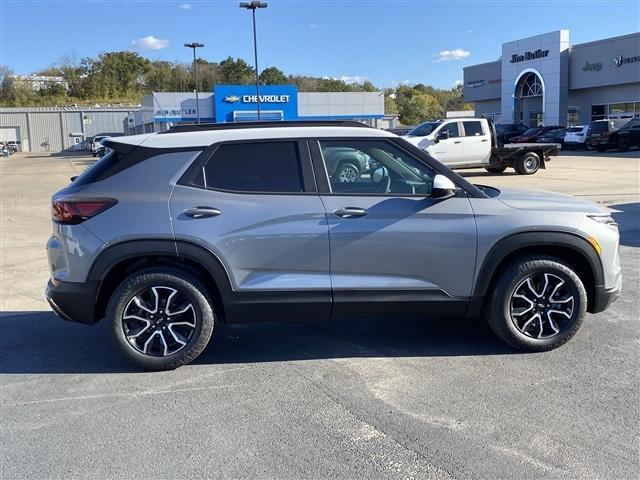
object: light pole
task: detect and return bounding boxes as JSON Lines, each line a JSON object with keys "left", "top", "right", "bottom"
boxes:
{"left": 239, "top": 0, "right": 268, "bottom": 120}
{"left": 184, "top": 42, "right": 205, "bottom": 123}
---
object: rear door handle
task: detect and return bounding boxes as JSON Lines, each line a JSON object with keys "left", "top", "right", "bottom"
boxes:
{"left": 183, "top": 206, "right": 222, "bottom": 219}
{"left": 334, "top": 207, "right": 368, "bottom": 218}
{"left": 454, "top": 141, "right": 462, "bottom": 144}
{"left": 481, "top": 139, "right": 489, "bottom": 142}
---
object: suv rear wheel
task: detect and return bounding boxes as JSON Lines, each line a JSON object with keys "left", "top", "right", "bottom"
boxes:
{"left": 485, "top": 166, "right": 507, "bottom": 174}
{"left": 485, "top": 255, "right": 587, "bottom": 352}
{"left": 106, "top": 268, "right": 215, "bottom": 370}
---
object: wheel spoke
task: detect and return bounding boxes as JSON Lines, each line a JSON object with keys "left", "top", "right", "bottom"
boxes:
{"left": 168, "top": 326, "right": 188, "bottom": 347}
{"left": 133, "top": 295, "right": 156, "bottom": 314}
{"left": 548, "top": 309, "right": 572, "bottom": 319}
{"left": 521, "top": 313, "right": 540, "bottom": 332}
{"left": 167, "top": 303, "right": 194, "bottom": 317}
{"left": 546, "top": 312, "right": 560, "bottom": 334}
{"left": 525, "top": 278, "right": 542, "bottom": 298}
{"left": 512, "top": 306, "right": 533, "bottom": 317}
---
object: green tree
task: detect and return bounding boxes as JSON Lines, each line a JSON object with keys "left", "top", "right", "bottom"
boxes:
{"left": 259, "top": 66, "right": 287, "bottom": 85}
{"left": 398, "top": 93, "right": 443, "bottom": 125}
{"left": 218, "top": 57, "right": 254, "bottom": 84}
{"left": 87, "top": 51, "right": 150, "bottom": 99}
{"left": 0, "top": 66, "right": 17, "bottom": 104}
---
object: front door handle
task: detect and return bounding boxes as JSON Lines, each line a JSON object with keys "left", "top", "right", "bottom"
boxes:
{"left": 454, "top": 140, "right": 462, "bottom": 144}
{"left": 334, "top": 207, "right": 368, "bottom": 218}
{"left": 183, "top": 206, "right": 222, "bottom": 219}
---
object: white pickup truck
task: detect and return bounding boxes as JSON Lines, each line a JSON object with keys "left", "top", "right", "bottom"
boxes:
{"left": 402, "top": 118, "right": 560, "bottom": 175}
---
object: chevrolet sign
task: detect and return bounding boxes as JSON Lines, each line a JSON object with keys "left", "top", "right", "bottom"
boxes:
{"left": 242, "top": 94, "right": 290, "bottom": 103}
{"left": 223, "top": 95, "right": 241, "bottom": 103}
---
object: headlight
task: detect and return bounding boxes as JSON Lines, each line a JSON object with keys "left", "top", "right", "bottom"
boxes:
{"left": 587, "top": 214, "right": 618, "bottom": 230}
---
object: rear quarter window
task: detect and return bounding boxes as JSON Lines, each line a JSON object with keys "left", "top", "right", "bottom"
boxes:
{"left": 202, "top": 141, "right": 305, "bottom": 193}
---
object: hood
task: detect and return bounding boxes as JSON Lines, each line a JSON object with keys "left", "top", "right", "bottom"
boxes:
{"left": 495, "top": 186, "right": 609, "bottom": 214}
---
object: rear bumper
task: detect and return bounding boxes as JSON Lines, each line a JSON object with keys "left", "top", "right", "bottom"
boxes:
{"left": 45, "top": 279, "right": 99, "bottom": 325}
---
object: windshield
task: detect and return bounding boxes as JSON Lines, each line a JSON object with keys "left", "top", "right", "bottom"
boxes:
{"left": 566, "top": 127, "right": 583, "bottom": 133}
{"left": 406, "top": 122, "right": 441, "bottom": 137}
{"left": 522, "top": 128, "right": 540, "bottom": 136}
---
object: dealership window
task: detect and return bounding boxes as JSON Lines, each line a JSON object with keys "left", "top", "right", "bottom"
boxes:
{"left": 202, "top": 141, "right": 304, "bottom": 193}
{"left": 609, "top": 103, "right": 636, "bottom": 119}
{"left": 591, "top": 104, "right": 608, "bottom": 121}
{"left": 567, "top": 107, "right": 580, "bottom": 127}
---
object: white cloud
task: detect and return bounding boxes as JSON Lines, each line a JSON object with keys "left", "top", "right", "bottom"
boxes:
{"left": 433, "top": 49, "right": 471, "bottom": 63}
{"left": 329, "top": 75, "right": 367, "bottom": 84}
{"left": 130, "top": 35, "right": 169, "bottom": 51}
{"left": 179, "top": 3, "right": 192, "bottom": 10}
{"left": 308, "top": 23, "right": 322, "bottom": 29}
{"left": 454, "top": 80, "right": 463, "bottom": 87}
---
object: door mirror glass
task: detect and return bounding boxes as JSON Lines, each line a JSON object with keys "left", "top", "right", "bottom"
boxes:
{"left": 437, "top": 129, "right": 449, "bottom": 141}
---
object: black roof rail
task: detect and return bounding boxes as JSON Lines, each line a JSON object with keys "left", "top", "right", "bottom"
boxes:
{"left": 159, "top": 120, "right": 372, "bottom": 134}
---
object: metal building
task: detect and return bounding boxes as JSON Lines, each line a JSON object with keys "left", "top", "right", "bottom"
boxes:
{"left": 0, "top": 106, "right": 133, "bottom": 152}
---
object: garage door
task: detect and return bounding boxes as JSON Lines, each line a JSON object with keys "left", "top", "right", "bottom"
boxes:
{"left": 0, "top": 127, "right": 19, "bottom": 142}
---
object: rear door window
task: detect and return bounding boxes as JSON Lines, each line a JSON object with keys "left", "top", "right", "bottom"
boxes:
{"left": 463, "top": 121, "right": 485, "bottom": 136}
{"left": 202, "top": 141, "right": 305, "bottom": 193}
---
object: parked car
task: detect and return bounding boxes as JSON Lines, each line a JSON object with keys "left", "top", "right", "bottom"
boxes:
{"left": 563, "top": 126, "right": 589, "bottom": 149}
{"left": 585, "top": 119, "right": 628, "bottom": 151}
{"left": 593, "top": 118, "right": 640, "bottom": 152}
{"left": 536, "top": 128, "right": 566, "bottom": 146}
{"left": 91, "top": 136, "right": 109, "bottom": 156}
{"left": 45, "top": 120, "right": 621, "bottom": 370}
{"left": 495, "top": 123, "right": 528, "bottom": 144}
{"left": 323, "top": 146, "right": 371, "bottom": 183}
{"left": 386, "top": 126, "right": 414, "bottom": 136}
{"left": 510, "top": 126, "right": 563, "bottom": 143}
{"left": 402, "top": 118, "right": 560, "bottom": 174}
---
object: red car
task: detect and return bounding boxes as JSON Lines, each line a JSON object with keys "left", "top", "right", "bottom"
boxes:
{"left": 511, "top": 126, "right": 563, "bottom": 143}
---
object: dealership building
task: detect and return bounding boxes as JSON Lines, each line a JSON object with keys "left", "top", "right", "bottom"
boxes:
{"left": 126, "top": 84, "right": 387, "bottom": 134}
{"left": 463, "top": 30, "right": 640, "bottom": 127}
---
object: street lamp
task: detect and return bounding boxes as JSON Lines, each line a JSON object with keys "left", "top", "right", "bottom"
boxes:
{"left": 239, "top": 0, "right": 268, "bottom": 120}
{"left": 184, "top": 42, "right": 205, "bottom": 124}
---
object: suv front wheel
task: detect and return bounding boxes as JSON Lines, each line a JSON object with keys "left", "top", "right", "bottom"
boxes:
{"left": 106, "top": 268, "right": 215, "bottom": 370}
{"left": 485, "top": 255, "right": 587, "bottom": 352}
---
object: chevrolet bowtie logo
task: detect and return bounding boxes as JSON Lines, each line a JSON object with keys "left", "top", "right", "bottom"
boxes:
{"left": 223, "top": 95, "right": 241, "bottom": 103}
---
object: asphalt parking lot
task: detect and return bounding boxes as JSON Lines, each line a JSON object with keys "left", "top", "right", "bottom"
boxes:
{"left": 1, "top": 151, "right": 639, "bottom": 479}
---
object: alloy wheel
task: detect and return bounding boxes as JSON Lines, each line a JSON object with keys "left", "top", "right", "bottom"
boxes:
{"left": 509, "top": 272, "right": 575, "bottom": 339}
{"left": 122, "top": 286, "right": 197, "bottom": 356}
{"left": 339, "top": 166, "right": 358, "bottom": 183}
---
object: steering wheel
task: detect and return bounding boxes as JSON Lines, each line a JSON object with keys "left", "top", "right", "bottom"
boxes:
{"left": 373, "top": 167, "right": 391, "bottom": 193}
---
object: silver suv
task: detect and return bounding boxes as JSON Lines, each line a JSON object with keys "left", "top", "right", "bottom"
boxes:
{"left": 45, "top": 121, "right": 622, "bottom": 370}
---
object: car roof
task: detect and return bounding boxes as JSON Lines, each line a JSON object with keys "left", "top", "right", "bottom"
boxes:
{"left": 112, "top": 125, "right": 396, "bottom": 149}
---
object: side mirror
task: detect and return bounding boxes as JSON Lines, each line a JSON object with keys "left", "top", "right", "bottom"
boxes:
{"left": 431, "top": 174, "right": 459, "bottom": 199}
{"left": 436, "top": 130, "right": 449, "bottom": 141}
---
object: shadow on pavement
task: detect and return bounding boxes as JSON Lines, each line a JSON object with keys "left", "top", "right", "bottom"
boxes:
{"left": 0, "top": 311, "right": 514, "bottom": 374}
{"left": 610, "top": 202, "right": 640, "bottom": 247}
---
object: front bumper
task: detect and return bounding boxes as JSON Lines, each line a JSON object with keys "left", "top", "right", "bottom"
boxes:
{"left": 45, "top": 279, "right": 99, "bottom": 325}
{"left": 592, "top": 274, "right": 622, "bottom": 314}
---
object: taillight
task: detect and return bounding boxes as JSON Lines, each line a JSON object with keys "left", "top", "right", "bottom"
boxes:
{"left": 52, "top": 198, "right": 117, "bottom": 224}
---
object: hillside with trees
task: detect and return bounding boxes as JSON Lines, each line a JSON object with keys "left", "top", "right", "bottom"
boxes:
{"left": 0, "top": 51, "right": 472, "bottom": 125}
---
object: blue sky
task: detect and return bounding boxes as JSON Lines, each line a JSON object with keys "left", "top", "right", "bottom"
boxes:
{"left": 1, "top": 0, "right": 638, "bottom": 89}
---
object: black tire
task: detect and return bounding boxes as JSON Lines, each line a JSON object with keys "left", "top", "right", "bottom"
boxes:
{"left": 586, "top": 143, "right": 594, "bottom": 151}
{"left": 596, "top": 145, "right": 606, "bottom": 153}
{"left": 106, "top": 267, "right": 215, "bottom": 370}
{"left": 618, "top": 139, "right": 630, "bottom": 151}
{"left": 485, "top": 166, "right": 507, "bottom": 174}
{"left": 514, "top": 152, "right": 540, "bottom": 175}
{"left": 484, "top": 255, "right": 587, "bottom": 352}
{"left": 336, "top": 162, "right": 360, "bottom": 183}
